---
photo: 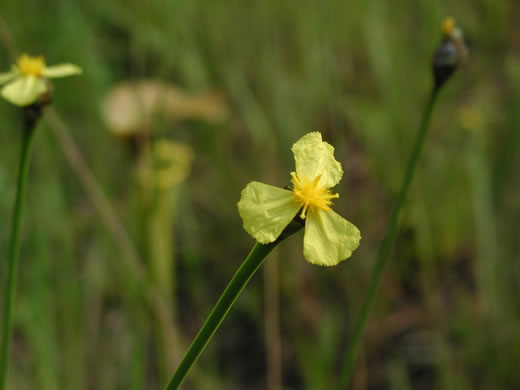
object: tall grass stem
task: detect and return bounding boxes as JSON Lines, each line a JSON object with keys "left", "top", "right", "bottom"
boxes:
{"left": 164, "top": 242, "right": 278, "bottom": 390}
{"left": 338, "top": 86, "right": 441, "bottom": 389}
{"left": 0, "top": 118, "right": 37, "bottom": 390}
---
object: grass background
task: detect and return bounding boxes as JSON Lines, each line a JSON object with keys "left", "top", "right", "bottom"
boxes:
{"left": 1, "top": 0, "right": 520, "bottom": 389}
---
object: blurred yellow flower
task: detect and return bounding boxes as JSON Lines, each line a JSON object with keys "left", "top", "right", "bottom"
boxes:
{"left": 458, "top": 106, "right": 484, "bottom": 133}
{"left": 238, "top": 132, "right": 361, "bottom": 266}
{"left": 442, "top": 17, "right": 456, "bottom": 36}
{"left": 0, "top": 54, "right": 82, "bottom": 106}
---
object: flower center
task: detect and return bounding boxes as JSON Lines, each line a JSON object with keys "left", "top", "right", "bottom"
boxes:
{"left": 290, "top": 172, "right": 339, "bottom": 219}
{"left": 16, "top": 54, "right": 46, "bottom": 76}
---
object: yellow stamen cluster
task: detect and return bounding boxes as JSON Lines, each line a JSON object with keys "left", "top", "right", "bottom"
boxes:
{"left": 291, "top": 172, "right": 339, "bottom": 219}
{"left": 16, "top": 54, "right": 46, "bottom": 77}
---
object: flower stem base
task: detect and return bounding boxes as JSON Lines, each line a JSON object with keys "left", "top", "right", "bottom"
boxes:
{"left": 0, "top": 106, "right": 41, "bottom": 390}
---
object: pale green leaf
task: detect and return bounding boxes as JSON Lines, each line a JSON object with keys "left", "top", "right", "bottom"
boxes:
{"left": 1, "top": 75, "right": 47, "bottom": 106}
{"left": 303, "top": 209, "right": 360, "bottom": 266}
{"left": 292, "top": 132, "right": 343, "bottom": 189}
{"left": 42, "top": 63, "right": 82, "bottom": 78}
{"left": 238, "top": 181, "right": 301, "bottom": 243}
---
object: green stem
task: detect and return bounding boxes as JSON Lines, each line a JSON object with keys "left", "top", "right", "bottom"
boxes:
{"left": 0, "top": 117, "right": 38, "bottom": 390}
{"left": 337, "top": 86, "right": 441, "bottom": 389}
{"left": 164, "top": 241, "right": 278, "bottom": 390}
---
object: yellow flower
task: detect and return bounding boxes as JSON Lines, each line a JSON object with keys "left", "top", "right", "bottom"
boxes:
{"left": 0, "top": 54, "right": 82, "bottom": 106}
{"left": 238, "top": 132, "right": 361, "bottom": 266}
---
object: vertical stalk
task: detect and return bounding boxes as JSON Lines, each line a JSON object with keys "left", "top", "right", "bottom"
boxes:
{"left": 264, "top": 251, "right": 282, "bottom": 390}
{"left": 0, "top": 109, "right": 39, "bottom": 390}
{"left": 337, "top": 86, "right": 441, "bottom": 389}
{"left": 149, "top": 187, "right": 180, "bottom": 378}
{"left": 164, "top": 242, "right": 279, "bottom": 390}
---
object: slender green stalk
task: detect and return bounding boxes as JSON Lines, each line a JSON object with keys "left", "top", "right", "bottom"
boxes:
{"left": 0, "top": 115, "right": 38, "bottom": 390}
{"left": 337, "top": 86, "right": 441, "bottom": 389}
{"left": 164, "top": 241, "right": 278, "bottom": 390}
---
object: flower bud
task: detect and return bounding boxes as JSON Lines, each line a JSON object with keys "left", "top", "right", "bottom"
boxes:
{"left": 433, "top": 18, "right": 469, "bottom": 88}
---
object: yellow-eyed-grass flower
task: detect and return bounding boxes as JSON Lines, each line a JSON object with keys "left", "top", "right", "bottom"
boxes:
{"left": 164, "top": 133, "right": 360, "bottom": 390}
{"left": 0, "top": 54, "right": 81, "bottom": 106}
{"left": 238, "top": 132, "right": 361, "bottom": 266}
{"left": 0, "top": 54, "right": 81, "bottom": 390}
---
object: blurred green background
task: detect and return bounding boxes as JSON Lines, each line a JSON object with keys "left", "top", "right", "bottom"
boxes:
{"left": 1, "top": 0, "right": 520, "bottom": 389}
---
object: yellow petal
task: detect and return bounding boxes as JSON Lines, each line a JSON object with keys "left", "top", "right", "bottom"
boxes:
{"left": 303, "top": 209, "right": 360, "bottom": 266}
{"left": 292, "top": 132, "right": 343, "bottom": 189}
{"left": 238, "top": 181, "right": 301, "bottom": 244}
{"left": 1, "top": 76, "right": 47, "bottom": 106}
{"left": 0, "top": 71, "right": 16, "bottom": 85}
{"left": 42, "top": 63, "right": 82, "bottom": 78}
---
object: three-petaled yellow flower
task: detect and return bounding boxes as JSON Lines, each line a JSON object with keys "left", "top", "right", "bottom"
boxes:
{"left": 0, "top": 54, "right": 82, "bottom": 106}
{"left": 238, "top": 132, "right": 361, "bottom": 266}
